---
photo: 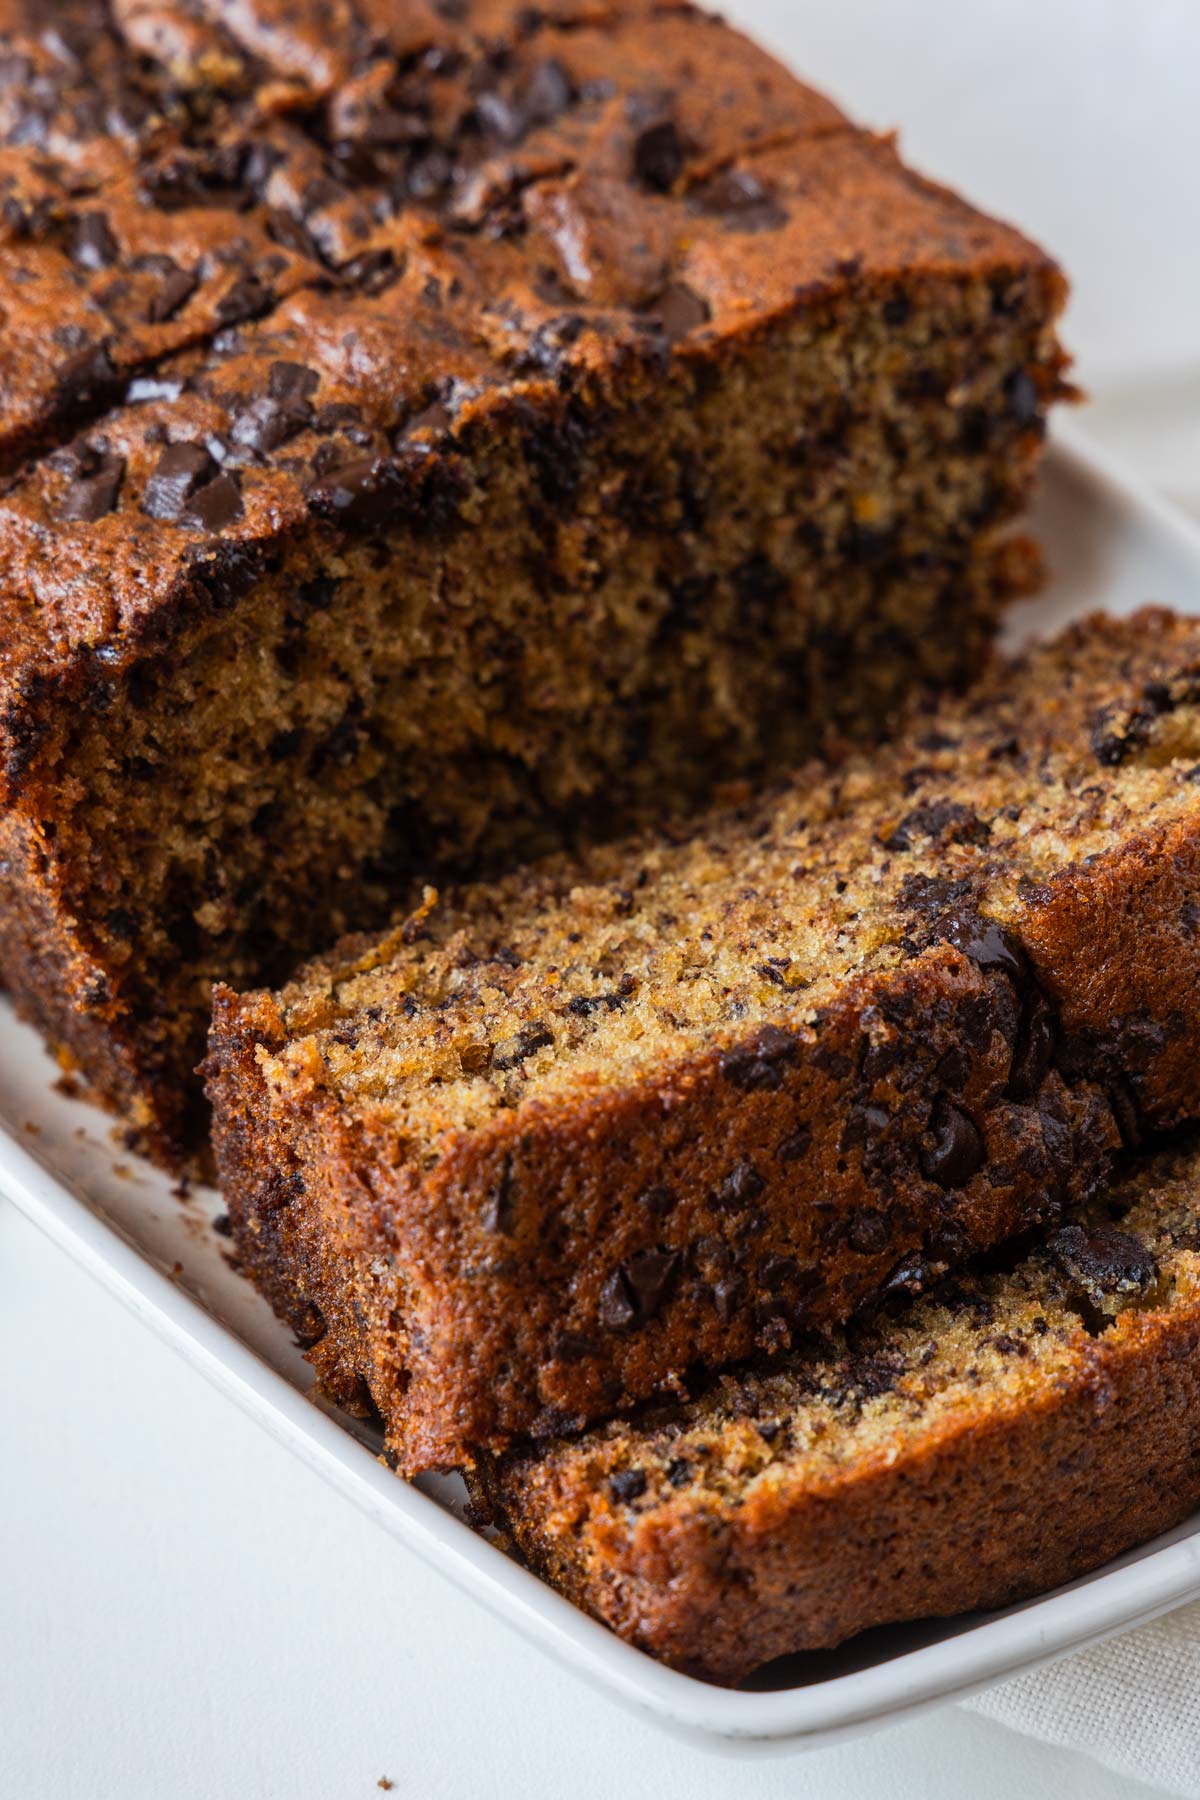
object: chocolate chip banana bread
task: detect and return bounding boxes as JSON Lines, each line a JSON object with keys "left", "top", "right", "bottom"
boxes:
{"left": 482, "top": 1136, "right": 1200, "bottom": 1684}
{"left": 0, "top": 0, "right": 1067, "bottom": 1161}
{"left": 207, "top": 609, "right": 1200, "bottom": 1473}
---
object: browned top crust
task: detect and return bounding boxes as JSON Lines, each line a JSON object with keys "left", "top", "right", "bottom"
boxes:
{"left": 0, "top": 0, "right": 1062, "bottom": 785}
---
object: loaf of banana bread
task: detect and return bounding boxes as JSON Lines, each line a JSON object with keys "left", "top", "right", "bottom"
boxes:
{"left": 0, "top": 0, "right": 1066, "bottom": 1160}
{"left": 482, "top": 1136, "right": 1200, "bottom": 1684}
{"left": 208, "top": 609, "right": 1200, "bottom": 1473}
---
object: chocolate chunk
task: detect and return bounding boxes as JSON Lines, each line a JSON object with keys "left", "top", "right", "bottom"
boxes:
{"left": 638, "top": 1185, "right": 675, "bottom": 1218}
{"left": 718, "top": 1024, "right": 797, "bottom": 1091}
{"left": 946, "top": 915, "right": 1028, "bottom": 986}
{"left": 920, "top": 1097, "right": 984, "bottom": 1188}
{"left": 54, "top": 341, "right": 117, "bottom": 407}
{"left": 624, "top": 1248, "right": 680, "bottom": 1318}
{"left": 523, "top": 58, "right": 573, "bottom": 125}
{"left": 179, "top": 472, "right": 244, "bottom": 532}
{"left": 482, "top": 1154, "right": 516, "bottom": 1234}
{"left": 692, "top": 167, "right": 788, "bottom": 232}
{"left": 877, "top": 1251, "right": 934, "bottom": 1302}
{"left": 59, "top": 453, "right": 124, "bottom": 522}
{"left": 1090, "top": 702, "right": 1154, "bottom": 768}
{"left": 492, "top": 1020, "right": 554, "bottom": 1069}
{"left": 599, "top": 1249, "right": 679, "bottom": 1331}
{"left": 70, "top": 211, "right": 119, "bottom": 272}
{"left": 633, "top": 118, "right": 684, "bottom": 191}
{"left": 269, "top": 361, "right": 320, "bottom": 402}
{"left": 231, "top": 386, "right": 314, "bottom": 455}
{"left": 609, "top": 1468, "right": 647, "bottom": 1504}
{"left": 598, "top": 1267, "right": 637, "bottom": 1331}
{"left": 777, "top": 1124, "right": 811, "bottom": 1163}
{"left": 1006, "top": 989, "right": 1056, "bottom": 1099}
{"left": 666, "top": 1458, "right": 692, "bottom": 1487}
{"left": 215, "top": 270, "right": 272, "bottom": 325}
{"left": 713, "top": 1274, "right": 744, "bottom": 1321}
{"left": 883, "top": 799, "right": 991, "bottom": 852}
{"left": 645, "top": 281, "right": 710, "bottom": 345}
{"left": 713, "top": 1159, "right": 765, "bottom": 1209}
{"left": 1048, "top": 1224, "right": 1158, "bottom": 1311}
{"left": 846, "top": 1207, "right": 891, "bottom": 1254}
{"left": 141, "top": 442, "right": 217, "bottom": 521}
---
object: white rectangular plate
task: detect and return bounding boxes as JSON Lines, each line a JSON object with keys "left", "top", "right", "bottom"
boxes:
{"left": 8, "top": 417, "right": 1200, "bottom": 1754}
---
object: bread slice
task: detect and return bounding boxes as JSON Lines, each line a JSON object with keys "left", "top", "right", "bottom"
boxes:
{"left": 208, "top": 609, "right": 1200, "bottom": 1472}
{"left": 482, "top": 1135, "right": 1200, "bottom": 1685}
{"left": 0, "top": 1, "right": 1066, "bottom": 1163}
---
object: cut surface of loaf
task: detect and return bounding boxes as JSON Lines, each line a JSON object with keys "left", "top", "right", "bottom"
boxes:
{"left": 0, "top": 0, "right": 1066, "bottom": 1161}
{"left": 209, "top": 609, "right": 1200, "bottom": 1472}
{"left": 483, "top": 1137, "right": 1200, "bottom": 1685}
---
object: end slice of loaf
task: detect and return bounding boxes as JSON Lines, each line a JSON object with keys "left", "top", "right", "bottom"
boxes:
{"left": 208, "top": 608, "right": 1200, "bottom": 1472}
{"left": 482, "top": 1136, "right": 1200, "bottom": 1685}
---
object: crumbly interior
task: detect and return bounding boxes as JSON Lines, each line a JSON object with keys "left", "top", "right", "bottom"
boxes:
{"left": 497, "top": 1137, "right": 1200, "bottom": 1513}
{"left": 45, "top": 275, "right": 1049, "bottom": 1147}
{"left": 260, "top": 612, "right": 1200, "bottom": 1150}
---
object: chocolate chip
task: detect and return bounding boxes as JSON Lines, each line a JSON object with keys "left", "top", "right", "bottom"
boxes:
{"left": 713, "top": 1274, "right": 744, "bottom": 1321}
{"left": 692, "top": 167, "right": 787, "bottom": 231}
{"left": 718, "top": 1024, "right": 797, "bottom": 1092}
{"left": 847, "top": 1208, "right": 891, "bottom": 1254}
{"left": 141, "top": 441, "right": 217, "bottom": 521}
{"left": 645, "top": 281, "right": 710, "bottom": 345}
{"left": 666, "top": 1458, "right": 692, "bottom": 1487}
{"left": 70, "top": 210, "right": 119, "bottom": 271}
{"left": 624, "top": 1248, "right": 680, "bottom": 1318}
{"left": 877, "top": 1251, "right": 934, "bottom": 1301}
{"left": 1006, "top": 989, "right": 1056, "bottom": 1099}
{"left": 777, "top": 1125, "right": 811, "bottom": 1163}
{"left": 179, "top": 471, "right": 244, "bottom": 532}
{"left": 492, "top": 1021, "right": 554, "bottom": 1069}
{"left": 215, "top": 269, "right": 272, "bottom": 325}
{"left": 598, "top": 1267, "right": 637, "bottom": 1331}
{"left": 599, "top": 1249, "right": 679, "bottom": 1330}
{"left": 231, "top": 388, "right": 314, "bottom": 455}
{"left": 883, "top": 799, "right": 991, "bottom": 853}
{"left": 609, "top": 1468, "right": 647, "bottom": 1504}
{"left": 54, "top": 340, "right": 117, "bottom": 407}
{"left": 920, "top": 1097, "right": 984, "bottom": 1188}
{"left": 633, "top": 118, "right": 684, "bottom": 191}
{"left": 1048, "top": 1224, "right": 1158, "bottom": 1311}
{"left": 141, "top": 261, "right": 196, "bottom": 322}
{"left": 713, "top": 1159, "right": 764, "bottom": 1210}
{"left": 482, "top": 1154, "right": 516, "bottom": 1234}
{"left": 638, "top": 1185, "right": 675, "bottom": 1219}
{"left": 523, "top": 57, "right": 573, "bottom": 125}
{"left": 946, "top": 916, "right": 1028, "bottom": 986}
{"left": 59, "top": 453, "right": 124, "bottom": 522}
{"left": 269, "top": 361, "right": 320, "bottom": 402}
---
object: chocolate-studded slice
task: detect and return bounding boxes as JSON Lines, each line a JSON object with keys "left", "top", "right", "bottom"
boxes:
{"left": 481, "top": 1135, "right": 1200, "bottom": 1684}
{"left": 210, "top": 609, "right": 1200, "bottom": 1472}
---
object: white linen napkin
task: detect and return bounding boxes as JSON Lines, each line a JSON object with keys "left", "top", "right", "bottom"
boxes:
{"left": 962, "top": 1601, "right": 1200, "bottom": 1796}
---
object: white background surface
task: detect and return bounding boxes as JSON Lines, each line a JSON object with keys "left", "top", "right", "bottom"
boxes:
{"left": 4, "top": 2, "right": 1198, "bottom": 1794}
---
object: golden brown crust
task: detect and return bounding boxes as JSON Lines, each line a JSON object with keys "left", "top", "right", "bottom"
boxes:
{"left": 208, "top": 611, "right": 1200, "bottom": 1473}
{"left": 482, "top": 1144, "right": 1200, "bottom": 1684}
